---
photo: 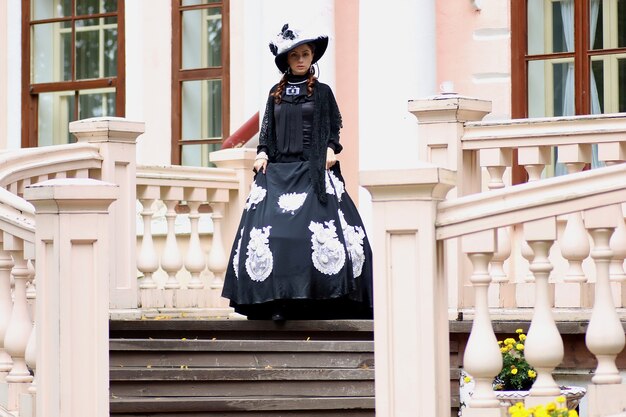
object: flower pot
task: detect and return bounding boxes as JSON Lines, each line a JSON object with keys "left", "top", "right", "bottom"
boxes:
{"left": 494, "top": 385, "right": 586, "bottom": 410}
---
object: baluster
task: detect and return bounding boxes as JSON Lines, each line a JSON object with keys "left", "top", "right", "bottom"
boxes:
{"left": 137, "top": 198, "right": 159, "bottom": 290}
{"left": 0, "top": 242, "right": 14, "bottom": 380}
{"left": 161, "top": 189, "right": 183, "bottom": 291}
{"left": 558, "top": 145, "right": 591, "bottom": 284}
{"left": 585, "top": 205, "right": 624, "bottom": 384}
{"left": 461, "top": 230, "right": 502, "bottom": 411}
{"left": 4, "top": 237, "right": 34, "bottom": 410}
{"left": 523, "top": 217, "right": 563, "bottom": 403}
{"left": 207, "top": 203, "right": 228, "bottom": 299}
{"left": 25, "top": 260, "right": 36, "bottom": 395}
{"left": 185, "top": 200, "right": 206, "bottom": 290}
{"left": 480, "top": 148, "right": 512, "bottom": 285}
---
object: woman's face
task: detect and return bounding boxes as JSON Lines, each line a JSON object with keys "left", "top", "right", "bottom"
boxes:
{"left": 287, "top": 44, "right": 313, "bottom": 76}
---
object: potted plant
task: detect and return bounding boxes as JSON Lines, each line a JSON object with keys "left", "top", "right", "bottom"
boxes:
{"left": 459, "top": 329, "right": 586, "bottom": 413}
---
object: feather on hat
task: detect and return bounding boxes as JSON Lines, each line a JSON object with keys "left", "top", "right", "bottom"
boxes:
{"left": 269, "top": 23, "right": 328, "bottom": 73}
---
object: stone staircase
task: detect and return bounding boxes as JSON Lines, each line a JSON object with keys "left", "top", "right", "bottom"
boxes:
{"left": 109, "top": 319, "right": 375, "bottom": 416}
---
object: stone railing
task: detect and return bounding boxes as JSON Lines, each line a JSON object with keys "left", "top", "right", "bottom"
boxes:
{"left": 0, "top": 117, "right": 254, "bottom": 416}
{"left": 362, "top": 162, "right": 626, "bottom": 417}
{"left": 410, "top": 96, "right": 626, "bottom": 314}
{"left": 135, "top": 164, "right": 240, "bottom": 314}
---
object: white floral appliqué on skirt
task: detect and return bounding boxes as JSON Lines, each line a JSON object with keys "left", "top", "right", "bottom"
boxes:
{"left": 245, "top": 226, "right": 273, "bottom": 282}
{"left": 338, "top": 209, "right": 366, "bottom": 278}
{"left": 232, "top": 227, "right": 244, "bottom": 279}
{"left": 325, "top": 170, "right": 345, "bottom": 201}
{"left": 308, "top": 220, "right": 346, "bottom": 275}
{"left": 278, "top": 192, "right": 307, "bottom": 214}
{"left": 245, "top": 183, "right": 267, "bottom": 210}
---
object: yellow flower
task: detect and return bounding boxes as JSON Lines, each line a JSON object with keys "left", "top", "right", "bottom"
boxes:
{"left": 463, "top": 375, "right": 471, "bottom": 383}
{"left": 516, "top": 328, "right": 524, "bottom": 334}
{"left": 519, "top": 334, "right": 527, "bottom": 341}
{"left": 500, "top": 347, "right": 508, "bottom": 353}
{"left": 510, "top": 368, "right": 518, "bottom": 375}
{"left": 528, "top": 370, "right": 537, "bottom": 378}
{"left": 516, "top": 343, "right": 525, "bottom": 350}
{"left": 568, "top": 410, "right": 579, "bottom": 417}
{"left": 546, "top": 402, "right": 556, "bottom": 411}
{"left": 555, "top": 395, "right": 566, "bottom": 404}
{"left": 504, "top": 338, "right": 516, "bottom": 345}
{"left": 498, "top": 340, "right": 503, "bottom": 345}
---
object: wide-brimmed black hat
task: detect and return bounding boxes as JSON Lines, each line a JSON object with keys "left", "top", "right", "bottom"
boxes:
{"left": 268, "top": 23, "right": 328, "bottom": 73}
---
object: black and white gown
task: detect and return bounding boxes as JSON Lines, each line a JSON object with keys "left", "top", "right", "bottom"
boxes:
{"left": 222, "top": 78, "right": 373, "bottom": 320}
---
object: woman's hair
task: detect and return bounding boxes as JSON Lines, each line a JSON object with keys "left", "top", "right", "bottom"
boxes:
{"left": 272, "top": 43, "right": 316, "bottom": 104}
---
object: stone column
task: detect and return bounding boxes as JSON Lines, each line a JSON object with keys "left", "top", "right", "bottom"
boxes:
{"left": 361, "top": 164, "right": 455, "bottom": 417}
{"left": 24, "top": 178, "right": 117, "bottom": 417}
{"left": 409, "top": 96, "right": 492, "bottom": 311}
{"left": 70, "top": 117, "right": 144, "bottom": 309}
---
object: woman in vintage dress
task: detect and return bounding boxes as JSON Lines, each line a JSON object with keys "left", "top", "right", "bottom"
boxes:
{"left": 222, "top": 24, "right": 373, "bottom": 321}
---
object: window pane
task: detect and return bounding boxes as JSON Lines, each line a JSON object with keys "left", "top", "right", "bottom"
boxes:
{"left": 32, "top": 21, "right": 72, "bottom": 83}
{"left": 38, "top": 91, "right": 75, "bottom": 146}
{"left": 591, "top": 59, "right": 605, "bottom": 113}
{"left": 617, "top": 59, "right": 626, "bottom": 112}
{"left": 78, "top": 88, "right": 116, "bottom": 119}
{"left": 76, "top": 17, "right": 118, "bottom": 79}
{"left": 617, "top": 0, "right": 626, "bottom": 48}
{"left": 590, "top": 0, "right": 604, "bottom": 49}
{"left": 182, "top": 143, "right": 221, "bottom": 167}
{"left": 181, "top": 79, "right": 223, "bottom": 140}
{"left": 181, "top": 0, "right": 221, "bottom": 5}
{"left": 76, "top": 0, "right": 117, "bottom": 15}
{"left": 528, "top": 59, "right": 575, "bottom": 117}
{"left": 182, "top": 8, "right": 222, "bottom": 69}
{"left": 528, "top": 0, "right": 574, "bottom": 54}
{"left": 32, "top": 0, "right": 71, "bottom": 20}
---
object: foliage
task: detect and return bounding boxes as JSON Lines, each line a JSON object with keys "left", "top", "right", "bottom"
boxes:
{"left": 493, "top": 329, "right": 537, "bottom": 391}
{"left": 508, "top": 397, "right": 578, "bottom": 417}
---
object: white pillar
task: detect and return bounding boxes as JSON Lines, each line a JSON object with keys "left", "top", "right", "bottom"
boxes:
{"left": 361, "top": 165, "right": 455, "bottom": 417}
{"left": 70, "top": 117, "right": 144, "bottom": 309}
{"left": 24, "top": 178, "right": 117, "bottom": 417}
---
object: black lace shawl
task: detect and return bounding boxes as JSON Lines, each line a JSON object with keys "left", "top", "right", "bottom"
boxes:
{"left": 258, "top": 80, "right": 343, "bottom": 204}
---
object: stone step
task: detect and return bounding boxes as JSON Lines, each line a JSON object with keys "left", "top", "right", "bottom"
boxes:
{"left": 109, "top": 396, "right": 375, "bottom": 415}
{"left": 109, "top": 319, "right": 374, "bottom": 341}
{"left": 110, "top": 339, "right": 374, "bottom": 369}
{"left": 110, "top": 369, "right": 373, "bottom": 398}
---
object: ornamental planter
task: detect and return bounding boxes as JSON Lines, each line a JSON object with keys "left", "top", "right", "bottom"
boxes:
{"left": 494, "top": 386, "right": 586, "bottom": 410}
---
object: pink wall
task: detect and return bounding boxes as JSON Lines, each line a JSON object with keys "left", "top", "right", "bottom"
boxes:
{"left": 334, "top": 0, "right": 360, "bottom": 204}
{"left": 436, "top": 0, "right": 512, "bottom": 119}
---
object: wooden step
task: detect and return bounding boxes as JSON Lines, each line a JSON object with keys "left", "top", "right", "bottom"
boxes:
{"left": 111, "top": 373, "right": 373, "bottom": 398}
{"left": 110, "top": 339, "right": 374, "bottom": 369}
{"left": 109, "top": 319, "right": 374, "bottom": 341}
{"left": 111, "top": 367, "right": 374, "bottom": 381}
{"left": 110, "top": 396, "right": 375, "bottom": 414}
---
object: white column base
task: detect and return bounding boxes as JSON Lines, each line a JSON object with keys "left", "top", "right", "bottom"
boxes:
{"left": 7, "top": 382, "right": 28, "bottom": 412}
{"left": 19, "top": 392, "right": 35, "bottom": 417}
{"left": 0, "top": 383, "right": 7, "bottom": 410}
{"left": 586, "top": 383, "right": 626, "bottom": 417}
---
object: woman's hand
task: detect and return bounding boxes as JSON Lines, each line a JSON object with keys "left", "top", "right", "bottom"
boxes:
{"left": 254, "top": 152, "right": 268, "bottom": 173}
{"left": 326, "top": 147, "right": 337, "bottom": 169}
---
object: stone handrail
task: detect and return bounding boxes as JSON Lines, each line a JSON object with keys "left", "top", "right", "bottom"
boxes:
{"left": 0, "top": 143, "right": 103, "bottom": 195}
{"left": 436, "top": 162, "right": 626, "bottom": 239}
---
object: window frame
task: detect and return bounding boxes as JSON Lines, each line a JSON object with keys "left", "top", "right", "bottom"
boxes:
{"left": 171, "top": 0, "right": 230, "bottom": 166}
{"left": 21, "top": 0, "right": 126, "bottom": 148}
{"left": 510, "top": 0, "right": 626, "bottom": 183}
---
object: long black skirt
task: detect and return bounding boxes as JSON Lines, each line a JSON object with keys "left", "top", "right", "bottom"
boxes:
{"left": 221, "top": 161, "right": 373, "bottom": 320}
